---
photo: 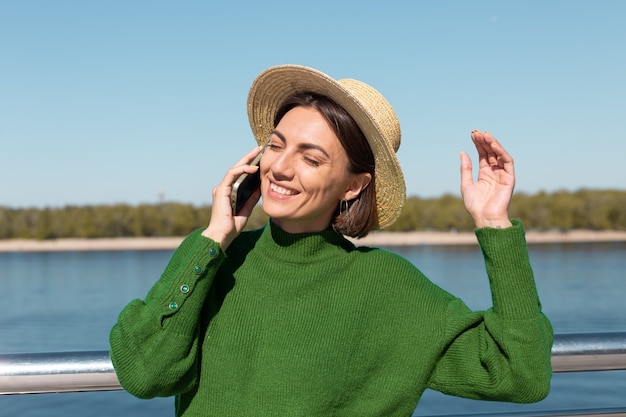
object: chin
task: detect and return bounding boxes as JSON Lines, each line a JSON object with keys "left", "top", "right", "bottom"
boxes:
{"left": 261, "top": 201, "right": 291, "bottom": 220}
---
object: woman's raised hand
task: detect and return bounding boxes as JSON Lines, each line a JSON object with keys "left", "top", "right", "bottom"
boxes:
{"left": 201, "top": 146, "right": 264, "bottom": 250}
{"left": 460, "top": 130, "right": 515, "bottom": 229}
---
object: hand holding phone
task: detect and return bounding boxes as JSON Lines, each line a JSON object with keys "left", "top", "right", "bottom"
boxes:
{"left": 230, "top": 147, "right": 265, "bottom": 215}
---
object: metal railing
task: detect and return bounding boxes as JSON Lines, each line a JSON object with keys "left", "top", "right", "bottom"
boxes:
{"left": 0, "top": 350, "right": 118, "bottom": 395}
{"left": 1, "top": 332, "right": 626, "bottom": 415}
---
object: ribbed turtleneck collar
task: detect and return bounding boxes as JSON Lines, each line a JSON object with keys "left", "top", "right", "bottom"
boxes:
{"left": 255, "top": 220, "right": 356, "bottom": 263}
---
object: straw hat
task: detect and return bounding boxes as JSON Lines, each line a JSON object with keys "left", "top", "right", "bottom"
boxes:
{"left": 247, "top": 64, "right": 405, "bottom": 229}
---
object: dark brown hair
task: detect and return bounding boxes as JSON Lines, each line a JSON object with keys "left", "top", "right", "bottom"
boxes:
{"left": 274, "top": 92, "right": 377, "bottom": 238}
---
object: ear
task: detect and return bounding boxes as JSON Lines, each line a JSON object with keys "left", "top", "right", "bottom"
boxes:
{"left": 343, "top": 172, "right": 372, "bottom": 201}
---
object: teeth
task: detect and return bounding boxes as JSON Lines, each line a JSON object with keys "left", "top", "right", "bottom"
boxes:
{"left": 270, "top": 183, "right": 296, "bottom": 196}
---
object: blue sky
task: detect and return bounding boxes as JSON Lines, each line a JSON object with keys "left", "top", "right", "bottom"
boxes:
{"left": 1, "top": 1, "right": 625, "bottom": 208}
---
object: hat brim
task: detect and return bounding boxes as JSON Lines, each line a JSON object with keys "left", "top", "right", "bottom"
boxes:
{"left": 247, "top": 64, "right": 405, "bottom": 229}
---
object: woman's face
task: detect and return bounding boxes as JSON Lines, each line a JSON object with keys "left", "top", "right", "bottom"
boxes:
{"left": 260, "top": 106, "right": 369, "bottom": 234}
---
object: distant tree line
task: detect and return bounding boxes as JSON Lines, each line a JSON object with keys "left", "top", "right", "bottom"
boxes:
{"left": 1, "top": 189, "right": 624, "bottom": 240}
{"left": 387, "top": 189, "right": 626, "bottom": 232}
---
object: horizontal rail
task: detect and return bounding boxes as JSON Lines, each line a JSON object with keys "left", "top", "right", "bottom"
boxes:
{"left": 0, "top": 350, "right": 119, "bottom": 395}
{"left": 1, "top": 332, "right": 626, "bottom": 396}
{"left": 551, "top": 331, "right": 626, "bottom": 372}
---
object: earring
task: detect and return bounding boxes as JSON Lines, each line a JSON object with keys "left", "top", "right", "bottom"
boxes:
{"left": 339, "top": 199, "right": 349, "bottom": 216}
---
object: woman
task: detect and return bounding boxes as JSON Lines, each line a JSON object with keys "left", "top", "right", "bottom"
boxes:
{"left": 110, "top": 65, "right": 553, "bottom": 416}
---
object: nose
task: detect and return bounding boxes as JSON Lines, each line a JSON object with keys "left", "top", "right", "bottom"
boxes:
{"left": 268, "top": 150, "right": 294, "bottom": 180}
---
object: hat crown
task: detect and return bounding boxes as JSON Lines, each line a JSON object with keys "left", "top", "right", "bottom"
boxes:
{"left": 337, "top": 78, "right": 401, "bottom": 154}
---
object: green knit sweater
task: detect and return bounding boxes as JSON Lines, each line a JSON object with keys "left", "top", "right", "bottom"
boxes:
{"left": 109, "top": 220, "right": 552, "bottom": 416}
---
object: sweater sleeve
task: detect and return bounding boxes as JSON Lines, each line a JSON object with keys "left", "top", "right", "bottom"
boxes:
{"left": 109, "top": 228, "right": 225, "bottom": 399}
{"left": 428, "top": 220, "right": 553, "bottom": 403}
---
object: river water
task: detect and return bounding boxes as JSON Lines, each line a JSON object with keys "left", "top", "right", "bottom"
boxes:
{"left": 1, "top": 240, "right": 625, "bottom": 416}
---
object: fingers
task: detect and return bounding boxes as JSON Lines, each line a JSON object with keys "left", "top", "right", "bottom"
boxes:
{"left": 459, "top": 151, "right": 473, "bottom": 193}
{"left": 230, "top": 146, "right": 265, "bottom": 178}
{"left": 205, "top": 146, "right": 264, "bottom": 247}
{"left": 470, "top": 130, "right": 514, "bottom": 174}
{"left": 211, "top": 146, "right": 263, "bottom": 209}
{"left": 236, "top": 145, "right": 265, "bottom": 166}
{"left": 217, "top": 146, "right": 264, "bottom": 189}
{"left": 471, "top": 130, "right": 497, "bottom": 166}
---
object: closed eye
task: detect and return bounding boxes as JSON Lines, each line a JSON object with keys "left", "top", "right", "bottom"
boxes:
{"left": 269, "top": 129, "right": 328, "bottom": 167}
{"left": 304, "top": 157, "right": 321, "bottom": 167}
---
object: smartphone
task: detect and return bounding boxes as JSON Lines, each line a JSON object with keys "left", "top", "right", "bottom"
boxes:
{"left": 230, "top": 147, "right": 265, "bottom": 214}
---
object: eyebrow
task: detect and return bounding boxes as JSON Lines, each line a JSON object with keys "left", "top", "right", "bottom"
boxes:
{"left": 270, "top": 129, "right": 331, "bottom": 159}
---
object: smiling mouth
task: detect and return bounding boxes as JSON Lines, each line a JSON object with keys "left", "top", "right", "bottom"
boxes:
{"left": 270, "top": 182, "right": 298, "bottom": 196}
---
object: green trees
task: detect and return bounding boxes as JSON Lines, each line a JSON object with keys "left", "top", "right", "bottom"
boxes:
{"left": 0, "top": 204, "right": 267, "bottom": 240}
{"left": 388, "top": 189, "right": 626, "bottom": 232}
{"left": 508, "top": 190, "right": 626, "bottom": 230}
{"left": 0, "top": 189, "right": 624, "bottom": 240}
{"left": 389, "top": 194, "right": 475, "bottom": 232}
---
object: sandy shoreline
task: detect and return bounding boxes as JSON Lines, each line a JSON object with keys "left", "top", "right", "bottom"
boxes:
{"left": 0, "top": 230, "right": 625, "bottom": 252}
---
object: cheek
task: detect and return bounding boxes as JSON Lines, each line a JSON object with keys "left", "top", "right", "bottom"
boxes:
{"left": 259, "top": 156, "right": 273, "bottom": 178}
{"left": 302, "top": 171, "right": 349, "bottom": 199}
{"left": 299, "top": 169, "right": 327, "bottom": 190}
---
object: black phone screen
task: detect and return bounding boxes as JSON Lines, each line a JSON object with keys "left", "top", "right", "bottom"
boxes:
{"left": 232, "top": 169, "right": 261, "bottom": 214}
